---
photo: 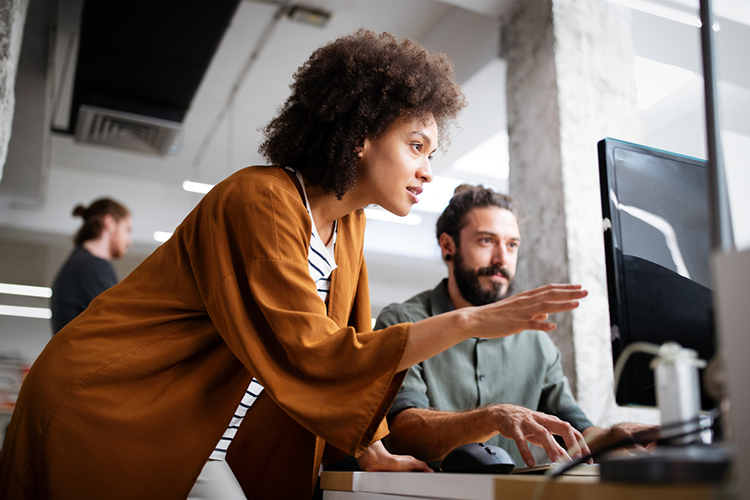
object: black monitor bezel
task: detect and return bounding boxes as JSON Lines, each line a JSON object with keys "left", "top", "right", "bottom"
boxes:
{"left": 597, "top": 137, "right": 713, "bottom": 408}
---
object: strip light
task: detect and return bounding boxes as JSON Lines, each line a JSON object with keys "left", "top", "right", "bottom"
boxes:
{"left": 364, "top": 208, "right": 422, "bottom": 226}
{"left": 182, "top": 180, "right": 214, "bottom": 194}
{"left": 0, "top": 305, "right": 52, "bottom": 319}
{"left": 605, "top": 0, "right": 701, "bottom": 27}
{"left": 0, "top": 283, "right": 52, "bottom": 298}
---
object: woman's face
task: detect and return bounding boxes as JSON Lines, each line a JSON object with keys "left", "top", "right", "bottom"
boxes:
{"left": 356, "top": 114, "right": 437, "bottom": 216}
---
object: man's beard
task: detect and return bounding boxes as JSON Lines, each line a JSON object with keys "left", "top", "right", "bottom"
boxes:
{"left": 109, "top": 239, "right": 124, "bottom": 260}
{"left": 453, "top": 247, "right": 515, "bottom": 306}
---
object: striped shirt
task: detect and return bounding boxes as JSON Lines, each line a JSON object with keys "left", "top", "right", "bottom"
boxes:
{"left": 210, "top": 168, "right": 337, "bottom": 461}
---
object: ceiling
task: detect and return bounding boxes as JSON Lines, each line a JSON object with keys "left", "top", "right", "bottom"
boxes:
{"left": 67, "top": 0, "right": 242, "bottom": 131}
{"left": 0, "top": 0, "right": 748, "bottom": 315}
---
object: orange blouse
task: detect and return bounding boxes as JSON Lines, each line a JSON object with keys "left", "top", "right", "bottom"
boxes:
{"left": 0, "top": 166, "right": 410, "bottom": 500}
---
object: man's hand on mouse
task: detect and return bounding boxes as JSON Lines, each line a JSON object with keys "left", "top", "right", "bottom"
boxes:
{"left": 489, "top": 404, "right": 591, "bottom": 467}
{"left": 356, "top": 440, "right": 434, "bottom": 473}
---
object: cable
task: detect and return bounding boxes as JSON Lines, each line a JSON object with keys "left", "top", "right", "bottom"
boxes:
{"left": 612, "top": 341, "right": 706, "bottom": 397}
{"left": 612, "top": 341, "right": 663, "bottom": 393}
{"left": 192, "top": 0, "right": 293, "bottom": 171}
{"left": 549, "top": 411, "right": 718, "bottom": 479}
{"left": 531, "top": 340, "right": 719, "bottom": 499}
{"left": 526, "top": 413, "right": 720, "bottom": 500}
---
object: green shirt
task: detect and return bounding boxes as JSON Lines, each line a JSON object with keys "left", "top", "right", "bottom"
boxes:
{"left": 376, "top": 279, "right": 593, "bottom": 466}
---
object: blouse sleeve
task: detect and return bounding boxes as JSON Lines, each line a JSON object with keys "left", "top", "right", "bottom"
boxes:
{"left": 185, "top": 168, "right": 410, "bottom": 455}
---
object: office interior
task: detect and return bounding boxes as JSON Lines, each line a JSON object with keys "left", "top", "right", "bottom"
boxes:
{"left": 0, "top": 0, "right": 748, "bottom": 492}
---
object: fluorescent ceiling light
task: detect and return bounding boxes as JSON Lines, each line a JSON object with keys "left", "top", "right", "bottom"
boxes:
{"left": 605, "top": 0, "right": 701, "bottom": 27}
{"left": 154, "top": 231, "right": 173, "bottom": 243}
{"left": 0, "top": 283, "right": 52, "bottom": 298}
{"left": 183, "top": 180, "right": 214, "bottom": 194}
{"left": 0, "top": 305, "right": 52, "bottom": 319}
{"left": 634, "top": 56, "right": 697, "bottom": 109}
{"left": 668, "top": 0, "right": 748, "bottom": 27}
{"left": 364, "top": 208, "right": 422, "bottom": 226}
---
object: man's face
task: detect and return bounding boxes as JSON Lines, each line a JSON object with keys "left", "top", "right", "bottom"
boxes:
{"left": 109, "top": 215, "right": 133, "bottom": 259}
{"left": 452, "top": 207, "right": 520, "bottom": 306}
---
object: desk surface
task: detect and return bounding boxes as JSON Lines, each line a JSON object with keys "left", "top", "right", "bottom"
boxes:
{"left": 321, "top": 471, "right": 719, "bottom": 500}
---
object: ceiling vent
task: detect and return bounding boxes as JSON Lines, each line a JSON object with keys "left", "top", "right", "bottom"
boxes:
{"left": 74, "top": 105, "right": 181, "bottom": 156}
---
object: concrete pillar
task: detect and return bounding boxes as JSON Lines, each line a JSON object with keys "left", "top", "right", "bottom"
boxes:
{"left": 0, "top": 0, "right": 53, "bottom": 205}
{"left": 0, "top": 0, "right": 29, "bottom": 180}
{"left": 503, "top": 0, "right": 657, "bottom": 425}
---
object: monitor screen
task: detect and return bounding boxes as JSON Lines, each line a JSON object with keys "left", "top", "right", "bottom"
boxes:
{"left": 598, "top": 138, "right": 716, "bottom": 410}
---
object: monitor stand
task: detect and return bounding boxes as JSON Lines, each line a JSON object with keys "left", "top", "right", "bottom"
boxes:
{"left": 599, "top": 443, "right": 731, "bottom": 483}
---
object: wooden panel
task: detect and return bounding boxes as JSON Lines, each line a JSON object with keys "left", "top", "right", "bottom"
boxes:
{"left": 320, "top": 471, "right": 718, "bottom": 500}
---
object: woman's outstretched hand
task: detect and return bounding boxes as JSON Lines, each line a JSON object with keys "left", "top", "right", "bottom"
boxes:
{"left": 468, "top": 283, "right": 588, "bottom": 338}
{"left": 356, "top": 440, "right": 433, "bottom": 472}
{"left": 398, "top": 284, "right": 587, "bottom": 372}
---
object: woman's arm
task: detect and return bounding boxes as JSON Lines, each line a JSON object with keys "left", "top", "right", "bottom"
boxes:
{"left": 397, "top": 284, "right": 588, "bottom": 372}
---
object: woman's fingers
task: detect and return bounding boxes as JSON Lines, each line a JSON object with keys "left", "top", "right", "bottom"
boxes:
{"left": 528, "top": 288, "right": 588, "bottom": 303}
{"left": 396, "top": 456, "right": 434, "bottom": 473}
{"left": 526, "top": 321, "right": 557, "bottom": 332}
{"left": 357, "top": 440, "right": 434, "bottom": 473}
{"left": 363, "top": 454, "right": 434, "bottom": 473}
{"left": 476, "top": 283, "right": 588, "bottom": 338}
{"left": 498, "top": 287, "right": 587, "bottom": 314}
{"left": 512, "top": 287, "right": 587, "bottom": 318}
{"left": 526, "top": 299, "right": 582, "bottom": 316}
{"left": 512, "top": 283, "right": 584, "bottom": 299}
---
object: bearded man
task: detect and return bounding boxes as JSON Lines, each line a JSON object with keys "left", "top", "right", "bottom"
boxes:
{"left": 377, "top": 185, "right": 651, "bottom": 469}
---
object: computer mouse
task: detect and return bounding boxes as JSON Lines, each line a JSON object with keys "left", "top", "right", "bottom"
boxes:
{"left": 440, "top": 442, "right": 516, "bottom": 474}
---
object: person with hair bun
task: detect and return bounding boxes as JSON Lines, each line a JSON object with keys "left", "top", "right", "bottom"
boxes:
{"left": 1, "top": 31, "right": 586, "bottom": 500}
{"left": 50, "top": 198, "right": 132, "bottom": 334}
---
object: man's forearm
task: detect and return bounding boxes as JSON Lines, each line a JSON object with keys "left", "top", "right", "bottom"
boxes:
{"left": 385, "top": 407, "right": 498, "bottom": 463}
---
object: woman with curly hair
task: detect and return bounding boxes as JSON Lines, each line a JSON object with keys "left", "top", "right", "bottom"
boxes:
{"left": 0, "top": 30, "right": 586, "bottom": 500}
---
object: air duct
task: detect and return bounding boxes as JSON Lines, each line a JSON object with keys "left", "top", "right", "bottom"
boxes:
{"left": 74, "top": 105, "right": 181, "bottom": 156}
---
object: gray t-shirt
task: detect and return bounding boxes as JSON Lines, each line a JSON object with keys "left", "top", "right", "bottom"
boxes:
{"left": 376, "top": 279, "right": 593, "bottom": 466}
{"left": 50, "top": 246, "right": 118, "bottom": 334}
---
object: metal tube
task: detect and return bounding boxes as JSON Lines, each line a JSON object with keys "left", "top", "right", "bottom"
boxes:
{"left": 699, "top": 0, "right": 735, "bottom": 254}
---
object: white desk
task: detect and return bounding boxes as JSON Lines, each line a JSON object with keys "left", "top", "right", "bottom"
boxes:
{"left": 321, "top": 471, "right": 720, "bottom": 500}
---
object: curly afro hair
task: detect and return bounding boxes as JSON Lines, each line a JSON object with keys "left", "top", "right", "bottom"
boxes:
{"left": 259, "top": 29, "right": 466, "bottom": 199}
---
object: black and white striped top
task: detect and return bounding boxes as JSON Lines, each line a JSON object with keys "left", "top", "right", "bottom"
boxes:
{"left": 210, "top": 168, "right": 337, "bottom": 461}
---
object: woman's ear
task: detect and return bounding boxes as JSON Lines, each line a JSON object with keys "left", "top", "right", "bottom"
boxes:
{"left": 356, "top": 137, "right": 372, "bottom": 159}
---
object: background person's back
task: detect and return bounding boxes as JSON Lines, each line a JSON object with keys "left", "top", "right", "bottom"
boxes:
{"left": 49, "top": 198, "right": 132, "bottom": 334}
{"left": 50, "top": 246, "right": 118, "bottom": 334}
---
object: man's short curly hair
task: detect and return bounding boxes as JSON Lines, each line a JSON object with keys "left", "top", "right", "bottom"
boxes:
{"left": 259, "top": 29, "right": 466, "bottom": 199}
{"left": 437, "top": 184, "right": 516, "bottom": 246}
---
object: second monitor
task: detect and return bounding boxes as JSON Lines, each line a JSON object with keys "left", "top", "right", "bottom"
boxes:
{"left": 598, "top": 138, "right": 716, "bottom": 411}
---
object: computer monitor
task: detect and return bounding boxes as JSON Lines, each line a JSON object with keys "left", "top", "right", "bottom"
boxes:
{"left": 598, "top": 138, "right": 717, "bottom": 410}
